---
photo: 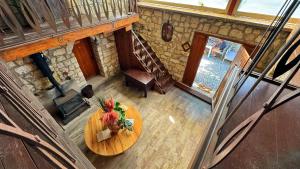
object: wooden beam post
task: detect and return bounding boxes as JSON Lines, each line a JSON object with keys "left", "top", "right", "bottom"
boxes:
{"left": 226, "top": 0, "right": 240, "bottom": 16}
{"left": 125, "top": 25, "right": 132, "bottom": 32}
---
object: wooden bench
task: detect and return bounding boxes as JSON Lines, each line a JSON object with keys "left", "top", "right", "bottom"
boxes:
{"left": 124, "top": 69, "right": 155, "bottom": 97}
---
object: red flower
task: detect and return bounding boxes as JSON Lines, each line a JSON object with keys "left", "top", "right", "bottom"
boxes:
{"left": 102, "top": 111, "right": 119, "bottom": 126}
{"left": 104, "top": 98, "right": 114, "bottom": 112}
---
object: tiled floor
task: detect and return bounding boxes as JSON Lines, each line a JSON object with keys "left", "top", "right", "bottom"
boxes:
{"left": 64, "top": 75, "right": 212, "bottom": 169}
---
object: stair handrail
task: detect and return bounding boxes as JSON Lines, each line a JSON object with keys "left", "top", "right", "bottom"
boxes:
{"left": 131, "top": 30, "right": 164, "bottom": 73}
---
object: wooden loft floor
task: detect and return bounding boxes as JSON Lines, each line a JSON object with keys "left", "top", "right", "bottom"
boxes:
{"left": 214, "top": 76, "right": 300, "bottom": 168}
{"left": 0, "top": 14, "right": 139, "bottom": 62}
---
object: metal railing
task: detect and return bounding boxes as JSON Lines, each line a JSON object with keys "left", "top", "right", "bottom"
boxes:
{"left": 195, "top": 1, "right": 300, "bottom": 168}
{"left": 131, "top": 30, "right": 168, "bottom": 92}
{"left": 131, "top": 30, "right": 163, "bottom": 74}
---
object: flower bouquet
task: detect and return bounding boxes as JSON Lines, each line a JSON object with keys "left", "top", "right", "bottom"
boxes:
{"left": 99, "top": 97, "right": 133, "bottom": 135}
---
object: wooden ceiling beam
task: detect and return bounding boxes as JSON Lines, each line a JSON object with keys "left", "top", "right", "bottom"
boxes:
{"left": 226, "top": 0, "right": 240, "bottom": 16}
{"left": 1, "top": 15, "right": 139, "bottom": 62}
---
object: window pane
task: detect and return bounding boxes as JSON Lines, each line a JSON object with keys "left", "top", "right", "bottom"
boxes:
{"left": 155, "top": 0, "right": 200, "bottom": 6}
{"left": 154, "top": 0, "right": 229, "bottom": 9}
{"left": 238, "top": 0, "right": 286, "bottom": 16}
{"left": 292, "top": 7, "right": 300, "bottom": 18}
{"left": 201, "top": 0, "right": 229, "bottom": 9}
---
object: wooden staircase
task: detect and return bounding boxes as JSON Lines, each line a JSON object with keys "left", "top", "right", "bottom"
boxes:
{"left": 131, "top": 30, "right": 174, "bottom": 94}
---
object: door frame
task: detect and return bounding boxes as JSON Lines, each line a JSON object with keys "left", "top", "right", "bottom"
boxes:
{"left": 182, "top": 32, "right": 208, "bottom": 87}
{"left": 182, "top": 32, "right": 257, "bottom": 101}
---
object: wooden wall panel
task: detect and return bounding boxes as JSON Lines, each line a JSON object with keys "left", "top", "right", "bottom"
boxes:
{"left": 243, "top": 43, "right": 258, "bottom": 58}
{"left": 233, "top": 46, "right": 251, "bottom": 68}
{"left": 0, "top": 134, "right": 38, "bottom": 169}
{"left": 0, "top": 97, "right": 54, "bottom": 169}
{"left": 0, "top": 96, "right": 55, "bottom": 169}
{"left": 114, "top": 28, "right": 143, "bottom": 71}
{"left": 0, "top": 60, "right": 95, "bottom": 169}
{"left": 213, "top": 46, "right": 250, "bottom": 107}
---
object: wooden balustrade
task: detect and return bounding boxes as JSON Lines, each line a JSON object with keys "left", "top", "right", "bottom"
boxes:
{"left": 0, "top": 0, "right": 138, "bottom": 53}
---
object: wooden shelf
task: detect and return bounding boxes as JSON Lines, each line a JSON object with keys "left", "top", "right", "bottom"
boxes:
{"left": 0, "top": 14, "right": 139, "bottom": 62}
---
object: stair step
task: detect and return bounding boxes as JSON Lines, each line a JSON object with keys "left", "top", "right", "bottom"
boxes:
{"left": 150, "top": 57, "right": 159, "bottom": 65}
{"left": 158, "top": 75, "right": 171, "bottom": 86}
{"left": 159, "top": 71, "right": 169, "bottom": 78}
{"left": 133, "top": 31, "right": 174, "bottom": 95}
{"left": 149, "top": 52, "right": 156, "bottom": 58}
{"left": 134, "top": 49, "right": 142, "bottom": 54}
{"left": 135, "top": 49, "right": 154, "bottom": 58}
{"left": 136, "top": 40, "right": 148, "bottom": 45}
{"left": 152, "top": 65, "right": 164, "bottom": 74}
{"left": 149, "top": 56, "right": 165, "bottom": 68}
{"left": 161, "top": 79, "right": 175, "bottom": 93}
{"left": 134, "top": 44, "right": 151, "bottom": 52}
{"left": 154, "top": 78, "right": 174, "bottom": 94}
{"left": 146, "top": 61, "right": 153, "bottom": 67}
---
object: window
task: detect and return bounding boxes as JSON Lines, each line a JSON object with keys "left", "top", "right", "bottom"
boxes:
{"left": 238, "top": 0, "right": 286, "bottom": 16}
{"left": 143, "top": 0, "right": 299, "bottom": 22}
{"left": 201, "top": 0, "right": 230, "bottom": 9}
{"left": 155, "top": 0, "right": 201, "bottom": 6}
{"left": 292, "top": 7, "right": 300, "bottom": 18}
{"left": 154, "top": 0, "right": 230, "bottom": 9}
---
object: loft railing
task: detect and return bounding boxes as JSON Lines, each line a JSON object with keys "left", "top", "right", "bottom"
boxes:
{"left": 0, "top": 0, "right": 137, "bottom": 49}
{"left": 194, "top": 0, "right": 300, "bottom": 169}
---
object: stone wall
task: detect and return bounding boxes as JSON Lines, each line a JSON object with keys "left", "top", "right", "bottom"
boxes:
{"left": 7, "top": 33, "right": 120, "bottom": 94}
{"left": 91, "top": 33, "right": 120, "bottom": 78}
{"left": 7, "top": 42, "right": 86, "bottom": 94}
{"left": 134, "top": 7, "right": 290, "bottom": 81}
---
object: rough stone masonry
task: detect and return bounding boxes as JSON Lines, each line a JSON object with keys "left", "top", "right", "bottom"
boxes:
{"left": 134, "top": 6, "right": 290, "bottom": 81}
{"left": 7, "top": 33, "right": 120, "bottom": 94}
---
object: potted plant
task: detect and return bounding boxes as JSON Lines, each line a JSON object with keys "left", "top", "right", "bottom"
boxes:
{"left": 99, "top": 97, "right": 133, "bottom": 135}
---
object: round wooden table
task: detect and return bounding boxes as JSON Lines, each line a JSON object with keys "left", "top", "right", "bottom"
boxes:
{"left": 84, "top": 105, "right": 143, "bottom": 156}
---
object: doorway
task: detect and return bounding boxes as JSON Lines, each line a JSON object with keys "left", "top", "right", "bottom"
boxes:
{"left": 193, "top": 36, "right": 242, "bottom": 97}
{"left": 182, "top": 33, "right": 253, "bottom": 101}
{"left": 73, "top": 38, "right": 100, "bottom": 80}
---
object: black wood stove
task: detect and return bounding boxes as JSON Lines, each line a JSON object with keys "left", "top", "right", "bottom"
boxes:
{"left": 31, "top": 53, "right": 90, "bottom": 124}
{"left": 53, "top": 89, "right": 89, "bottom": 124}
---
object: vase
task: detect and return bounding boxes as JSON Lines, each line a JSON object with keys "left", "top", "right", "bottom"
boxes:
{"left": 108, "top": 124, "right": 120, "bottom": 135}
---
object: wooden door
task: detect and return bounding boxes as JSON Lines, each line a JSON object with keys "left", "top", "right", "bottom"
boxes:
{"left": 212, "top": 46, "right": 251, "bottom": 107}
{"left": 182, "top": 32, "right": 208, "bottom": 86}
{"left": 73, "top": 38, "right": 99, "bottom": 79}
{"left": 243, "top": 43, "right": 258, "bottom": 58}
